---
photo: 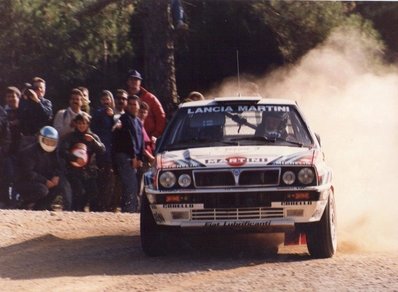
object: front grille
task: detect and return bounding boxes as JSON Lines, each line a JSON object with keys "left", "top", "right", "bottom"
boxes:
{"left": 194, "top": 171, "right": 235, "bottom": 187}
{"left": 193, "top": 168, "right": 280, "bottom": 188}
{"left": 191, "top": 207, "right": 284, "bottom": 221}
{"left": 239, "top": 169, "right": 280, "bottom": 186}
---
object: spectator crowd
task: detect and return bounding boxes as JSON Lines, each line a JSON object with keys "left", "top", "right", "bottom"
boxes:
{"left": 0, "top": 69, "right": 169, "bottom": 213}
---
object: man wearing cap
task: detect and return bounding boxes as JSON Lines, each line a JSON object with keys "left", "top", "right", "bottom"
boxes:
{"left": 126, "top": 69, "right": 166, "bottom": 138}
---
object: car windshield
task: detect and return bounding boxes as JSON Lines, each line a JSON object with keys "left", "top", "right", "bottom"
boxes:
{"left": 160, "top": 103, "right": 314, "bottom": 151}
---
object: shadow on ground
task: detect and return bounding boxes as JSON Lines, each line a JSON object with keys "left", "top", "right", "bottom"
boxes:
{"left": 0, "top": 233, "right": 310, "bottom": 280}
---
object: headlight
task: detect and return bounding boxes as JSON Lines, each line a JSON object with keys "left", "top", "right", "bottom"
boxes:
{"left": 298, "top": 168, "right": 315, "bottom": 185}
{"left": 159, "top": 171, "right": 176, "bottom": 188}
{"left": 282, "top": 171, "right": 296, "bottom": 185}
{"left": 178, "top": 174, "right": 192, "bottom": 188}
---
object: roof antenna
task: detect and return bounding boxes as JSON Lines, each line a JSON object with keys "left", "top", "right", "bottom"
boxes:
{"left": 236, "top": 50, "right": 241, "bottom": 97}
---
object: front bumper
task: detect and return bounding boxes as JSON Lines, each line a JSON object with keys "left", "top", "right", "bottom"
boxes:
{"left": 145, "top": 185, "right": 331, "bottom": 231}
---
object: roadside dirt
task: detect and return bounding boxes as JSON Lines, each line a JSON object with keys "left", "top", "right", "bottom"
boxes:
{"left": 0, "top": 209, "right": 397, "bottom": 291}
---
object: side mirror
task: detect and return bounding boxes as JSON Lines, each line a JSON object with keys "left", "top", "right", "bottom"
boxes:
{"left": 315, "top": 133, "right": 321, "bottom": 146}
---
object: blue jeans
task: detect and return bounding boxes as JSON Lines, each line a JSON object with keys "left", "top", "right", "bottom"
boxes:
{"left": 0, "top": 156, "right": 15, "bottom": 205}
{"left": 113, "top": 153, "right": 138, "bottom": 212}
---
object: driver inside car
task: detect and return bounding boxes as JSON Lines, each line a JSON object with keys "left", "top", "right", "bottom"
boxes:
{"left": 255, "top": 111, "right": 288, "bottom": 139}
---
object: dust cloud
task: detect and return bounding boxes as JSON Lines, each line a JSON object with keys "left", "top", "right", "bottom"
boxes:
{"left": 210, "top": 27, "right": 398, "bottom": 253}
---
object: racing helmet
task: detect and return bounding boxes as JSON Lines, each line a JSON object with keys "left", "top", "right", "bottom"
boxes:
{"left": 38, "top": 126, "right": 59, "bottom": 152}
{"left": 258, "top": 110, "right": 289, "bottom": 137}
{"left": 70, "top": 143, "right": 88, "bottom": 168}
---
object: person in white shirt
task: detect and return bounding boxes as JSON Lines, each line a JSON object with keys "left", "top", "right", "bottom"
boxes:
{"left": 112, "top": 89, "right": 128, "bottom": 131}
{"left": 53, "top": 88, "right": 84, "bottom": 138}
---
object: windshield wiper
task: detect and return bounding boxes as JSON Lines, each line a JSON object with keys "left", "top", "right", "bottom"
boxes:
{"left": 231, "top": 136, "right": 306, "bottom": 147}
{"left": 231, "top": 136, "right": 275, "bottom": 143}
{"left": 162, "top": 139, "right": 238, "bottom": 151}
{"left": 274, "top": 137, "right": 305, "bottom": 147}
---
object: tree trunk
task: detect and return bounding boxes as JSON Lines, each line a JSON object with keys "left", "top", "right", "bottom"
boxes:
{"left": 139, "top": 0, "right": 178, "bottom": 116}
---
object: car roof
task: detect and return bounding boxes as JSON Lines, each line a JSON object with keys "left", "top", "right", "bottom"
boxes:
{"left": 179, "top": 96, "right": 298, "bottom": 108}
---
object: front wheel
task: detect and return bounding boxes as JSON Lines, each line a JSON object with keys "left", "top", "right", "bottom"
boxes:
{"left": 306, "top": 189, "right": 337, "bottom": 258}
{"left": 140, "top": 194, "right": 169, "bottom": 256}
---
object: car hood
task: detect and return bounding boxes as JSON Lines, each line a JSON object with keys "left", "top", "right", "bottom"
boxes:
{"left": 158, "top": 145, "right": 321, "bottom": 169}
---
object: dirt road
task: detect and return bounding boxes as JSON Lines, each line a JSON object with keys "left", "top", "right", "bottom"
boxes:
{"left": 0, "top": 210, "right": 396, "bottom": 291}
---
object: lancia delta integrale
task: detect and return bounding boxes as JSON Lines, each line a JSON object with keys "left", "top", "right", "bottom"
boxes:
{"left": 141, "top": 97, "right": 336, "bottom": 258}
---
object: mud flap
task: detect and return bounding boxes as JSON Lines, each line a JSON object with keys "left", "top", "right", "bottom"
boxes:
{"left": 284, "top": 231, "right": 307, "bottom": 246}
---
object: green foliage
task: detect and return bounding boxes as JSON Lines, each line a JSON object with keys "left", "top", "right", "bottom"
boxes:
{"left": 173, "top": 1, "right": 381, "bottom": 97}
{"left": 250, "top": 1, "right": 381, "bottom": 62}
{"left": 355, "top": 2, "right": 398, "bottom": 57}
{"left": 174, "top": 1, "right": 283, "bottom": 96}
{"left": 0, "top": 0, "right": 385, "bottom": 108}
{"left": 0, "top": 0, "right": 133, "bottom": 101}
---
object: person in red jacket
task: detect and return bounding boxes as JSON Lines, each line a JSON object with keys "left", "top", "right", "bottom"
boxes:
{"left": 126, "top": 69, "right": 166, "bottom": 138}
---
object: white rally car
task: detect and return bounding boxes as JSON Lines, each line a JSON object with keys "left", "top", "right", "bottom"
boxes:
{"left": 141, "top": 97, "right": 336, "bottom": 258}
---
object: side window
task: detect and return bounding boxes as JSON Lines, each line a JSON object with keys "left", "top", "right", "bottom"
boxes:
{"left": 285, "top": 115, "right": 294, "bottom": 136}
{"left": 289, "top": 111, "right": 313, "bottom": 145}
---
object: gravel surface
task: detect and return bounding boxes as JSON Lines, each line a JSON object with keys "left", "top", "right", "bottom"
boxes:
{"left": 0, "top": 210, "right": 397, "bottom": 291}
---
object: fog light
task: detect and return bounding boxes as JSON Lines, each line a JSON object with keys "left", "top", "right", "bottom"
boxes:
{"left": 298, "top": 168, "right": 314, "bottom": 185}
{"left": 287, "top": 192, "right": 310, "bottom": 200}
{"left": 171, "top": 211, "right": 189, "bottom": 220}
{"left": 282, "top": 171, "right": 296, "bottom": 185}
{"left": 166, "top": 195, "right": 181, "bottom": 203}
{"left": 287, "top": 209, "right": 304, "bottom": 217}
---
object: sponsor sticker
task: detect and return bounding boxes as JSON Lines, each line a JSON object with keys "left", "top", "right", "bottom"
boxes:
{"left": 204, "top": 221, "right": 271, "bottom": 227}
{"left": 162, "top": 203, "right": 203, "bottom": 209}
{"left": 187, "top": 105, "right": 290, "bottom": 114}
{"left": 272, "top": 161, "right": 311, "bottom": 166}
{"left": 226, "top": 156, "right": 247, "bottom": 167}
{"left": 205, "top": 157, "right": 268, "bottom": 165}
{"left": 161, "top": 158, "right": 205, "bottom": 169}
{"left": 281, "top": 201, "right": 313, "bottom": 206}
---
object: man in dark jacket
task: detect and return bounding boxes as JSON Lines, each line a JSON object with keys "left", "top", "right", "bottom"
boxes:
{"left": 19, "top": 78, "right": 52, "bottom": 148}
{"left": 59, "top": 113, "right": 105, "bottom": 211}
{"left": 112, "top": 95, "right": 144, "bottom": 212}
{"left": 1, "top": 87, "right": 21, "bottom": 208}
{"left": 91, "top": 90, "right": 116, "bottom": 211}
{"left": 0, "top": 105, "right": 11, "bottom": 208}
{"left": 15, "top": 126, "right": 61, "bottom": 210}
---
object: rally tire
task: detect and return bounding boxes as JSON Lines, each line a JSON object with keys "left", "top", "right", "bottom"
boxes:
{"left": 306, "top": 189, "right": 337, "bottom": 258}
{"left": 140, "top": 194, "right": 169, "bottom": 256}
